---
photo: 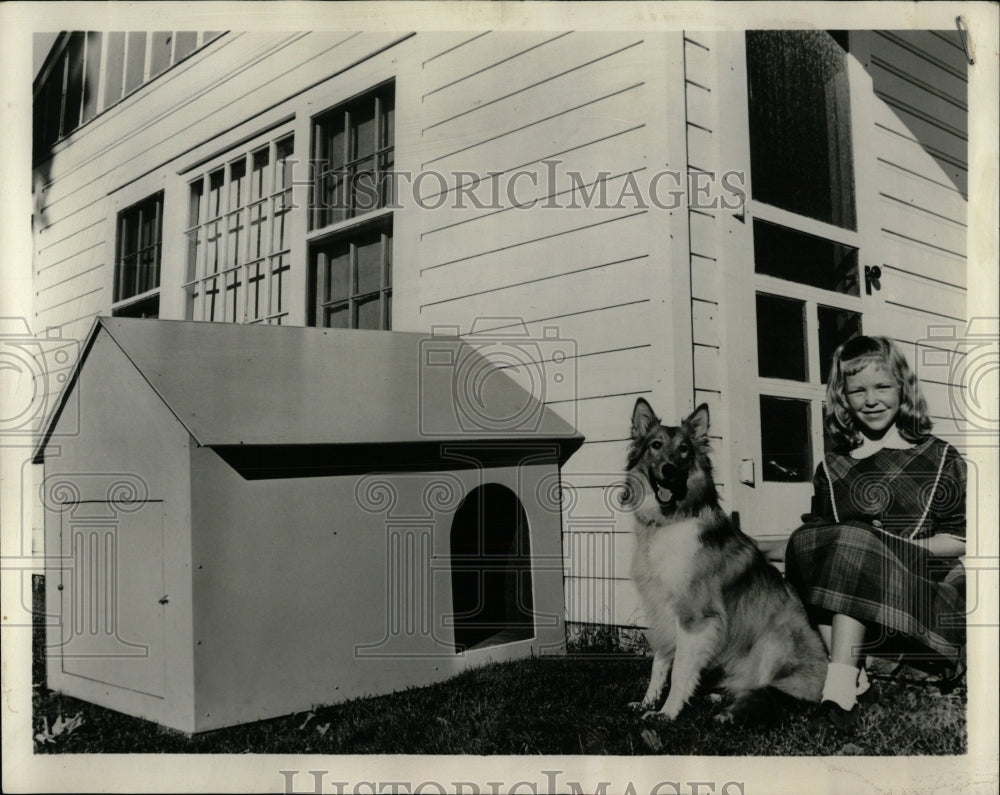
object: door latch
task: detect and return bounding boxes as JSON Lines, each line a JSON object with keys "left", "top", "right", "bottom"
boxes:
{"left": 738, "top": 458, "right": 756, "bottom": 487}
{"left": 864, "top": 265, "right": 882, "bottom": 295}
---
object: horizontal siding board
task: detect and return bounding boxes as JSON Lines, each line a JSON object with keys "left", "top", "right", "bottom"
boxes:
{"left": 871, "top": 62, "right": 969, "bottom": 138}
{"left": 421, "top": 33, "right": 644, "bottom": 136}
{"left": 419, "top": 82, "right": 646, "bottom": 176}
{"left": 562, "top": 438, "right": 633, "bottom": 480}
{"left": 691, "top": 300, "right": 720, "bottom": 347}
{"left": 420, "top": 211, "right": 650, "bottom": 293}
{"left": 418, "top": 131, "right": 647, "bottom": 239}
{"left": 569, "top": 391, "right": 653, "bottom": 446}
{"left": 875, "top": 31, "right": 968, "bottom": 78}
{"left": 875, "top": 160, "right": 966, "bottom": 226}
{"left": 688, "top": 210, "right": 717, "bottom": 260}
{"left": 686, "top": 124, "right": 715, "bottom": 171}
{"left": 683, "top": 37, "right": 713, "bottom": 90}
{"left": 564, "top": 530, "right": 632, "bottom": 580}
{"left": 869, "top": 37, "right": 967, "bottom": 106}
{"left": 690, "top": 254, "right": 720, "bottom": 303}
{"left": 874, "top": 126, "right": 967, "bottom": 197}
{"left": 421, "top": 31, "right": 569, "bottom": 94}
{"left": 685, "top": 81, "right": 713, "bottom": 132}
{"left": 565, "top": 575, "right": 643, "bottom": 627}
{"left": 36, "top": 257, "right": 108, "bottom": 315}
{"left": 693, "top": 343, "right": 722, "bottom": 393}
{"left": 874, "top": 306, "right": 967, "bottom": 351}
{"left": 878, "top": 200, "right": 967, "bottom": 261}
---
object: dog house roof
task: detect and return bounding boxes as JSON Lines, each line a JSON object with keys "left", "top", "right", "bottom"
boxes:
{"left": 34, "top": 317, "right": 584, "bottom": 463}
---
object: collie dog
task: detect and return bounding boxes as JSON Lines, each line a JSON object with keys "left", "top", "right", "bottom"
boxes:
{"left": 625, "top": 398, "right": 827, "bottom": 722}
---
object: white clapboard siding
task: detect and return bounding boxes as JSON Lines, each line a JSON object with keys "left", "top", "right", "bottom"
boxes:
{"left": 417, "top": 130, "right": 648, "bottom": 240}
{"left": 421, "top": 32, "right": 645, "bottom": 141}
{"left": 867, "top": 30, "right": 968, "bottom": 439}
{"left": 877, "top": 196, "right": 968, "bottom": 267}
{"left": 419, "top": 216, "right": 652, "bottom": 309}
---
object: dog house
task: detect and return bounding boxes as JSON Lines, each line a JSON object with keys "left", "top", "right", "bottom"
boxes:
{"left": 34, "top": 317, "right": 583, "bottom": 733}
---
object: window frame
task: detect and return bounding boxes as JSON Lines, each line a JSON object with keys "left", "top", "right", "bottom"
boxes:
{"left": 309, "top": 214, "right": 393, "bottom": 331}
{"left": 306, "top": 81, "right": 396, "bottom": 331}
{"left": 183, "top": 129, "right": 296, "bottom": 326}
{"left": 112, "top": 191, "right": 165, "bottom": 318}
{"left": 33, "top": 31, "right": 224, "bottom": 161}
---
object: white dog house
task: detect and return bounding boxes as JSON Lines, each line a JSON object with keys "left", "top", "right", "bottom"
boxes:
{"left": 34, "top": 317, "right": 583, "bottom": 733}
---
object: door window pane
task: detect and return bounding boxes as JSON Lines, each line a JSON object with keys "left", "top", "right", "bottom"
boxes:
{"left": 818, "top": 305, "right": 862, "bottom": 384}
{"left": 746, "top": 30, "right": 856, "bottom": 230}
{"left": 756, "top": 293, "right": 807, "bottom": 381}
{"left": 760, "top": 396, "right": 812, "bottom": 482}
{"left": 753, "top": 219, "right": 859, "bottom": 295}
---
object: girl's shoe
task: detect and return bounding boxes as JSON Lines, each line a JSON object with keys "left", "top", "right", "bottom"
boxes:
{"left": 808, "top": 700, "right": 860, "bottom": 734}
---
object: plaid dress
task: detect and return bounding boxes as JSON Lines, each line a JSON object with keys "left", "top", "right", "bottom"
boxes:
{"left": 785, "top": 436, "right": 966, "bottom": 664}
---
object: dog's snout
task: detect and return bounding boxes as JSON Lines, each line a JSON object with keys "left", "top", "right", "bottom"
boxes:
{"left": 658, "top": 462, "right": 683, "bottom": 483}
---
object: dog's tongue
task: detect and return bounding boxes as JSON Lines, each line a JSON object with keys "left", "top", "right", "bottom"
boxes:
{"left": 657, "top": 485, "right": 673, "bottom": 504}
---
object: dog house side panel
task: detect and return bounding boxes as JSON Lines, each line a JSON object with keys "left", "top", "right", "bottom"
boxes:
{"left": 42, "top": 330, "right": 197, "bottom": 733}
{"left": 188, "top": 450, "right": 567, "bottom": 732}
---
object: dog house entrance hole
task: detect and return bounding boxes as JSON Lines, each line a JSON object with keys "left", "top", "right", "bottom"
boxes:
{"left": 450, "top": 484, "right": 534, "bottom": 653}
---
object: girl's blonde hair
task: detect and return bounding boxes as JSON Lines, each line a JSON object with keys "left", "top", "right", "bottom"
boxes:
{"left": 825, "top": 335, "right": 933, "bottom": 449}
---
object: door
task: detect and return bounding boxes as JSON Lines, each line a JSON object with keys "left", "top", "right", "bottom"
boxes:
{"left": 719, "top": 30, "right": 882, "bottom": 554}
{"left": 59, "top": 500, "right": 166, "bottom": 697}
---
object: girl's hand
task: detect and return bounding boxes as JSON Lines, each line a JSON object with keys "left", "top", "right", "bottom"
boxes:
{"left": 909, "top": 534, "right": 966, "bottom": 557}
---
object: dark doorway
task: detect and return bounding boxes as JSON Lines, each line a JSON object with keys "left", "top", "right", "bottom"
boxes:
{"left": 449, "top": 484, "right": 534, "bottom": 653}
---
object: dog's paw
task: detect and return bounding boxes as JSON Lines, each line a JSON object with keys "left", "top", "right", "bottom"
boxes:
{"left": 713, "top": 710, "right": 734, "bottom": 725}
{"left": 707, "top": 693, "right": 724, "bottom": 704}
{"left": 628, "top": 700, "right": 656, "bottom": 713}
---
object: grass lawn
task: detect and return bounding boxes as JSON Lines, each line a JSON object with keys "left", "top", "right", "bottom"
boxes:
{"left": 32, "top": 578, "right": 966, "bottom": 756}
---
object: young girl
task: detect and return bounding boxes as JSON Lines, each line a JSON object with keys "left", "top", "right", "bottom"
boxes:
{"left": 784, "top": 335, "right": 966, "bottom": 733}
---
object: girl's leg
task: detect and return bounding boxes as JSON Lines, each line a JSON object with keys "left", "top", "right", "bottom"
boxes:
{"left": 818, "top": 623, "right": 832, "bottom": 655}
{"left": 821, "top": 613, "right": 866, "bottom": 711}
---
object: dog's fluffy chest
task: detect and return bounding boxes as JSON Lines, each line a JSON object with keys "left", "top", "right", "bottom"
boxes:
{"left": 631, "top": 516, "right": 703, "bottom": 597}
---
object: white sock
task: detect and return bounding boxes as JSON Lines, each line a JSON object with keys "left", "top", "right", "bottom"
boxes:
{"left": 822, "top": 662, "right": 859, "bottom": 711}
{"left": 856, "top": 666, "right": 870, "bottom": 697}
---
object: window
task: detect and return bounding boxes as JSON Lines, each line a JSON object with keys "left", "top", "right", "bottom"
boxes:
{"left": 309, "top": 218, "right": 392, "bottom": 330}
{"left": 33, "top": 31, "right": 222, "bottom": 162}
{"left": 746, "top": 29, "right": 856, "bottom": 230}
{"left": 745, "top": 30, "right": 863, "bottom": 482}
{"left": 308, "top": 82, "right": 396, "bottom": 330}
{"left": 310, "top": 82, "right": 395, "bottom": 231}
{"left": 113, "top": 192, "right": 163, "bottom": 318}
{"left": 185, "top": 134, "right": 294, "bottom": 325}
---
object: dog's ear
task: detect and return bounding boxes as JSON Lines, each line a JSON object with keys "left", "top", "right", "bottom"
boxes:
{"left": 631, "top": 398, "right": 659, "bottom": 439}
{"left": 685, "top": 403, "right": 711, "bottom": 443}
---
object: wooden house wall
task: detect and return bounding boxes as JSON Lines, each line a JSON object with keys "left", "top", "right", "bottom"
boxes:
{"left": 31, "top": 29, "right": 971, "bottom": 632}
{"left": 861, "top": 30, "right": 969, "bottom": 439}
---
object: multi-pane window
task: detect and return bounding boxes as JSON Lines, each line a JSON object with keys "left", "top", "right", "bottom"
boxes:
{"left": 185, "top": 134, "right": 294, "bottom": 325}
{"left": 746, "top": 29, "right": 856, "bottom": 231}
{"left": 310, "top": 219, "right": 393, "bottom": 330}
{"left": 308, "top": 83, "right": 395, "bottom": 331}
{"left": 33, "top": 31, "right": 221, "bottom": 162}
{"left": 112, "top": 192, "right": 163, "bottom": 318}
{"left": 746, "top": 31, "right": 862, "bottom": 482}
{"left": 310, "top": 82, "right": 395, "bottom": 231}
